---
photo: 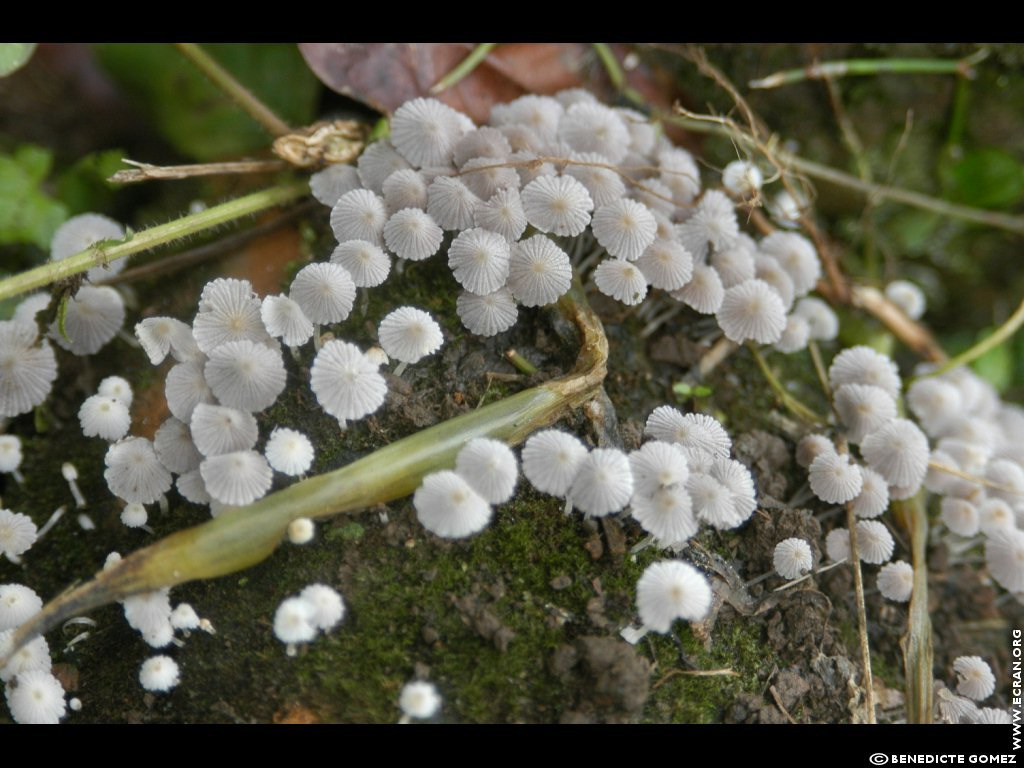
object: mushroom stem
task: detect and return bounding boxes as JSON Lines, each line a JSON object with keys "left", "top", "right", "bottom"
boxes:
{"left": 1, "top": 279, "right": 608, "bottom": 665}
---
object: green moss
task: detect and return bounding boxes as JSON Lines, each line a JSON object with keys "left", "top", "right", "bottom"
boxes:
{"left": 642, "top": 617, "right": 775, "bottom": 723}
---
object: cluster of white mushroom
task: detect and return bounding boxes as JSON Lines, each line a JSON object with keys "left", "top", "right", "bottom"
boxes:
{"left": 795, "top": 343, "right": 1024, "bottom": 603}
{"left": 308, "top": 91, "right": 832, "bottom": 355}
{"left": 272, "top": 583, "right": 345, "bottom": 656}
{"left": 934, "top": 655, "right": 1007, "bottom": 724}
{"left": 1, "top": 583, "right": 64, "bottom": 723}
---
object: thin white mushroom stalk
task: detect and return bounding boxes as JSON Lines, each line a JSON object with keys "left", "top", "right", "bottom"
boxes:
{"left": 0, "top": 280, "right": 608, "bottom": 664}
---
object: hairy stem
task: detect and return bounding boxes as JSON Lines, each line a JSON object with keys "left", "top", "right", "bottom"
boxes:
{"left": 0, "top": 181, "right": 308, "bottom": 303}
{"left": 749, "top": 49, "right": 988, "bottom": 89}
{"left": 175, "top": 43, "right": 291, "bottom": 137}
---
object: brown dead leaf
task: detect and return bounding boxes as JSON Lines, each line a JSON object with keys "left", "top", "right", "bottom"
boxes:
{"left": 301, "top": 43, "right": 607, "bottom": 124}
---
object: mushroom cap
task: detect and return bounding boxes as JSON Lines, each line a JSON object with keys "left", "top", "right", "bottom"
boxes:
{"left": 456, "top": 288, "right": 518, "bottom": 337}
{"left": 298, "top": 584, "right": 345, "bottom": 631}
{"left": 569, "top": 448, "right": 634, "bottom": 517}
{"left": 104, "top": 437, "right": 173, "bottom": 505}
{"left": 204, "top": 339, "right": 287, "bottom": 413}
{"left": 877, "top": 560, "right": 914, "bottom": 602}
{"left": 192, "top": 278, "right": 269, "bottom": 354}
{"left": 593, "top": 258, "right": 648, "bottom": 306}
{"left": 50, "top": 212, "right": 126, "bottom": 282}
{"left": 289, "top": 262, "right": 356, "bottom": 326}
{"left": 940, "top": 497, "right": 980, "bottom": 537}
{"left": 520, "top": 175, "right": 594, "bottom": 237}
{"left": 458, "top": 156, "right": 519, "bottom": 201}
{"left": 139, "top": 656, "right": 180, "bottom": 692}
{"left": 473, "top": 186, "right": 528, "bottom": 243}
{"left": 264, "top": 427, "right": 315, "bottom": 477}
{"left": 0, "top": 630, "right": 51, "bottom": 683}
{"left": 591, "top": 199, "right": 658, "bottom": 261}
{"left": 491, "top": 94, "right": 563, "bottom": 142}
{"left": 455, "top": 437, "right": 518, "bottom": 504}
{"left": 564, "top": 152, "right": 626, "bottom": 208}
{"left": 383, "top": 208, "right": 444, "bottom": 262}
{"left": 808, "top": 450, "right": 864, "bottom": 504}
{"left": 636, "top": 560, "right": 712, "bottom": 632}
{"left": 854, "top": 519, "right": 895, "bottom": 565}
{"left": 135, "top": 316, "right": 199, "bottom": 365}
{"left": 399, "top": 680, "right": 442, "bottom": 719}
{"left": 0, "top": 508, "right": 37, "bottom": 559}
{"left": 629, "top": 441, "right": 690, "bottom": 497}
{"left": 330, "top": 188, "right": 387, "bottom": 246}
{"left": 78, "top": 394, "right": 131, "bottom": 442}
{"left": 330, "top": 239, "right": 391, "bottom": 288}
{"left": 97, "top": 375, "right": 133, "bottom": 407}
{"left": 164, "top": 360, "right": 215, "bottom": 423}
{"left": 672, "top": 263, "right": 725, "bottom": 315}
{"left": 885, "top": 279, "right": 927, "bottom": 320}
{"left": 834, "top": 383, "right": 898, "bottom": 444}
{"left": 5, "top": 669, "right": 65, "bottom": 724}
{"left": 0, "top": 584, "right": 43, "bottom": 631}
{"left": 310, "top": 339, "right": 388, "bottom": 423}
{"left": 48, "top": 285, "right": 125, "bottom": 356}
{"left": 793, "top": 297, "right": 839, "bottom": 341}
{"left": 390, "top": 97, "right": 469, "bottom": 167}
{"left": 722, "top": 160, "right": 763, "bottom": 199}
{"left": 759, "top": 231, "right": 821, "bottom": 295}
{"left": 953, "top": 656, "right": 996, "bottom": 701}
{"left": 557, "top": 101, "right": 630, "bottom": 163}
{"left": 426, "top": 176, "right": 480, "bottom": 231}
{"left": 0, "top": 435, "right": 23, "bottom": 473}
{"left": 637, "top": 238, "right": 694, "bottom": 292}
{"left": 828, "top": 345, "right": 901, "bottom": 400}
{"left": 825, "top": 528, "right": 851, "bottom": 563}
{"left": 378, "top": 307, "right": 443, "bottom": 365}
{"left": 716, "top": 279, "right": 787, "bottom": 345}
{"left": 644, "top": 407, "right": 732, "bottom": 459}
{"left": 521, "top": 429, "right": 588, "bottom": 498}
{"left": 260, "top": 294, "right": 314, "bottom": 348}
{"left": 382, "top": 168, "right": 429, "bottom": 214}
{"left": 630, "top": 486, "right": 698, "bottom": 547}
{"left": 986, "top": 528, "right": 1024, "bottom": 593}
{"left": 414, "top": 470, "right": 492, "bottom": 539}
{"left": 447, "top": 227, "right": 511, "bottom": 295}
{"left": 310, "top": 163, "right": 361, "bottom": 207}
{"left": 850, "top": 467, "right": 890, "bottom": 519}
{"left": 200, "top": 450, "right": 274, "bottom": 506}
{"left": 773, "top": 537, "right": 813, "bottom": 579}
{"left": 189, "top": 403, "right": 259, "bottom": 457}
{"left": 507, "top": 235, "right": 572, "bottom": 307}
{"left": 273, "top": 596, "right": 317, "bottom": 644}
{"left": 860, "top": 418, "right": 930, "bottom": 491}
{"left": 356, "top": 140, "right": 411, "bottom": 195}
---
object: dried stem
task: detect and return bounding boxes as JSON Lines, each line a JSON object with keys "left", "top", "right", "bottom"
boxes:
{"left": 175, "top": 43, "right": 291, "bottom": 137}
{"left": 844, "top": 492, "right": 877, "bottom": 723}
{"left": 893, "top": 494, "right": 934, "bottom": 723}
{"left": 110, "top": 158, "right": 287, "bottom": 184}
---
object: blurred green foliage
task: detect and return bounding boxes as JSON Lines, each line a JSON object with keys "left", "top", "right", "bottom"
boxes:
{"left": 0, "top": 43, "right": 36, "bottom": 77}
{"left": 93, "top": 44, "right": 319, "bottom": 161}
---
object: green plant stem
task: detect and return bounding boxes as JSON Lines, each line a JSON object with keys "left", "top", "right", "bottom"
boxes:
{"left": 430, "top": 43, "right": 498, "bottom": 94}
{"left": 175, "top": 43, "right": 291, "bottom": 137}
{"left": 592, "top": 43, "right": 646, "bottom": 108}
{"left": 807, "top": 340, "right": 832, "bottom": 403}
{"left": 0, "top": 181, "right": 308, "bottom": 303}
{"left": 666, "top": 113, "right": 1024, "bottom": 237}
{"left": 893, "top": 494, "right": 933, "bottom": 724}
{"left": 0, "top": 281, "right": 608, "bottom": 665}
{"left": 748, "top": 50, "right": 988, "bottom": 90}
{"left": 747, "top": 344, "right": 824, "bottom": 424}
{"left": 920, "top": 295, "right": 1024, "bottom": 379}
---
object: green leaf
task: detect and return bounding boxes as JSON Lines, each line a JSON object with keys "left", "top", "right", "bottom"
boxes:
{"left": 56, "top": 149, "right": 126, "bottom": 214}
{"left": 939, "top": 148, "right": 1024, "bottom": 210}
{"left": 0, "top": 145, "right": 68, "bottom": 249}
{"left": 93, "top": 44, "right": 320, "bottom": 161}
{"left": 0, "top": 43, "right": 36, "bottom": 77}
